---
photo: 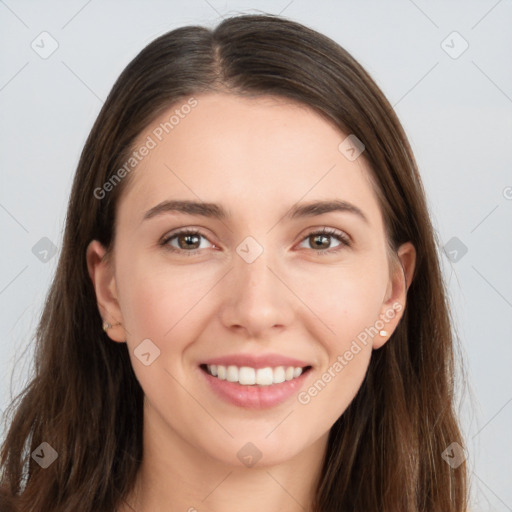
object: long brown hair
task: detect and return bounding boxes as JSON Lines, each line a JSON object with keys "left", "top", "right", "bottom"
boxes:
{"left": 0, "top": 14, "right": 468, "bottom": 511}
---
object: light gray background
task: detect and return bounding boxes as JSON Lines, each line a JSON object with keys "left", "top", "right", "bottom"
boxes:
{"left": 1, "top": 1, "right": 511, "bottom": 510}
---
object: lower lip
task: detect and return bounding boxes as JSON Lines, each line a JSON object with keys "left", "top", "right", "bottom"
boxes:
{"left": 200, "top": 367, "right": 311, "bottom": 409}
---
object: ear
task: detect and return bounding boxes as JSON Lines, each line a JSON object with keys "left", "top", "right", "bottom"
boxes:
{"left": 86, "top": 240, "right": 126, "bottom": 343}
{"left": 373, "top": 241, "right": 416, "bottom": 349}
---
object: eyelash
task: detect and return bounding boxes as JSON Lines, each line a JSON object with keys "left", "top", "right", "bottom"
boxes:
{"left": 159, "top": 227, "right": 351, "bottom": 257}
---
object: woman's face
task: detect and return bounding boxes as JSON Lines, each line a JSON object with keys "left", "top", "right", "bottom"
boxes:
{"left": 88, "top": 92, "right": 414, "bottom": 468}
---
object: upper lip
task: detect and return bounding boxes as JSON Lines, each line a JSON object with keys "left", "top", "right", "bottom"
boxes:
{"left": 201, "top": 353, "right": 312, "bottom": 369}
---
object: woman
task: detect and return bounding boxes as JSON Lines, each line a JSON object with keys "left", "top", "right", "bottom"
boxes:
{"left": 0, "top": 14, "right": 468, "bottom": 511}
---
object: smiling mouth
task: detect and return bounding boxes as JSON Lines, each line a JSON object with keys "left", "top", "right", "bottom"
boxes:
{"left": 200, "top": 364, "right": 312, "bottom": 386}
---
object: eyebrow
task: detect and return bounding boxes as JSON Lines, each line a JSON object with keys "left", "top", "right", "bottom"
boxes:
{"left": 142, "top": 199, "right": 369, "bottom": 224}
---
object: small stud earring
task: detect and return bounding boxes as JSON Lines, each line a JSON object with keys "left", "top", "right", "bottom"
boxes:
{"left": 379, "top": 330, "right": 388, "bottom": 337}
{"left": 102, "top": 320, "right": 121, "bottom": 331}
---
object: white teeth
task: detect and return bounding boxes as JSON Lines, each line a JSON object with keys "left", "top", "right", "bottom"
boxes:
{"left": 226, "top": 365, "right": 238, "bottom": 382}
{"left": 273, "top": 366, "right": 286, "bottom": 384}
{"left": 239, "top": 367, "right": 256, "bottom": 385}
{"left": 205, "top": 364, "right": 306, "bottom": 386}
{"left": 217, "top": 365, "right": 226, "bottom": 380}
{"left": 256, "top": 367, "right": 274, "bottom": 386}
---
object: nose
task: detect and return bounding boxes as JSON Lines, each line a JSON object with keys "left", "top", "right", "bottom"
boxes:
{"left": 219, "top": 248, "right": 295, "bottom": 339}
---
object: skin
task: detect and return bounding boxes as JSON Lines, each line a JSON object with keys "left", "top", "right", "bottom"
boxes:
{"left": 87, "top": 92, "right": 416, "bottom": 512}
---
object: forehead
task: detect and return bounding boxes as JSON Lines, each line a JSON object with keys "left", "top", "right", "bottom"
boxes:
{"left": 118, "top": 92, "right": 383, "bottom": 229}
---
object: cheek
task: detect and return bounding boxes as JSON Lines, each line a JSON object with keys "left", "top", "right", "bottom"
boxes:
{"left": 295, "top": 260, "right": 387, "bottom": 344}
{"left": 292, "top": 262, "right": 384, "bottom": 417}
{"left": 117, "top": 252, "right": 217, "bottom": 341}
{"left": 295, "top": 272, "right": 381, "bottom": 427}
{"left": 115, "top": 257, "right": 212, "bottom": 406}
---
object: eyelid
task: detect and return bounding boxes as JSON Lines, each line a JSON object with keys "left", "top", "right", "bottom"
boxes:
{"left": 160, "top": 227, "right": 216, "bottom": 253}
{"left": 160, "top": 226, "right": 351, "bottom": 255}
{"left": 300, "top": 226, "right": 351, "bottom": 242}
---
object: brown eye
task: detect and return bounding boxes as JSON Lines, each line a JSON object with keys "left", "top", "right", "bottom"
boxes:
{"left": 177, "top": 233, "right": 201, "bottom": 250}
{"left": 309, "top": 233, "right": 331, "bottom": 250}
{"left": 298, "top": 227, "right": 351, "bottom": 253}
{"left": 161, "top": 229, "right": 213, "bottom": 254}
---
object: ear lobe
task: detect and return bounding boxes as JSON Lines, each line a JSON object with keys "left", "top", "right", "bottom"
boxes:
{"left": 86, "top": 240, "right": 126, "bottom": 343}
{"left": 373, "top": 241, "right": 416, "bottom": 349}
